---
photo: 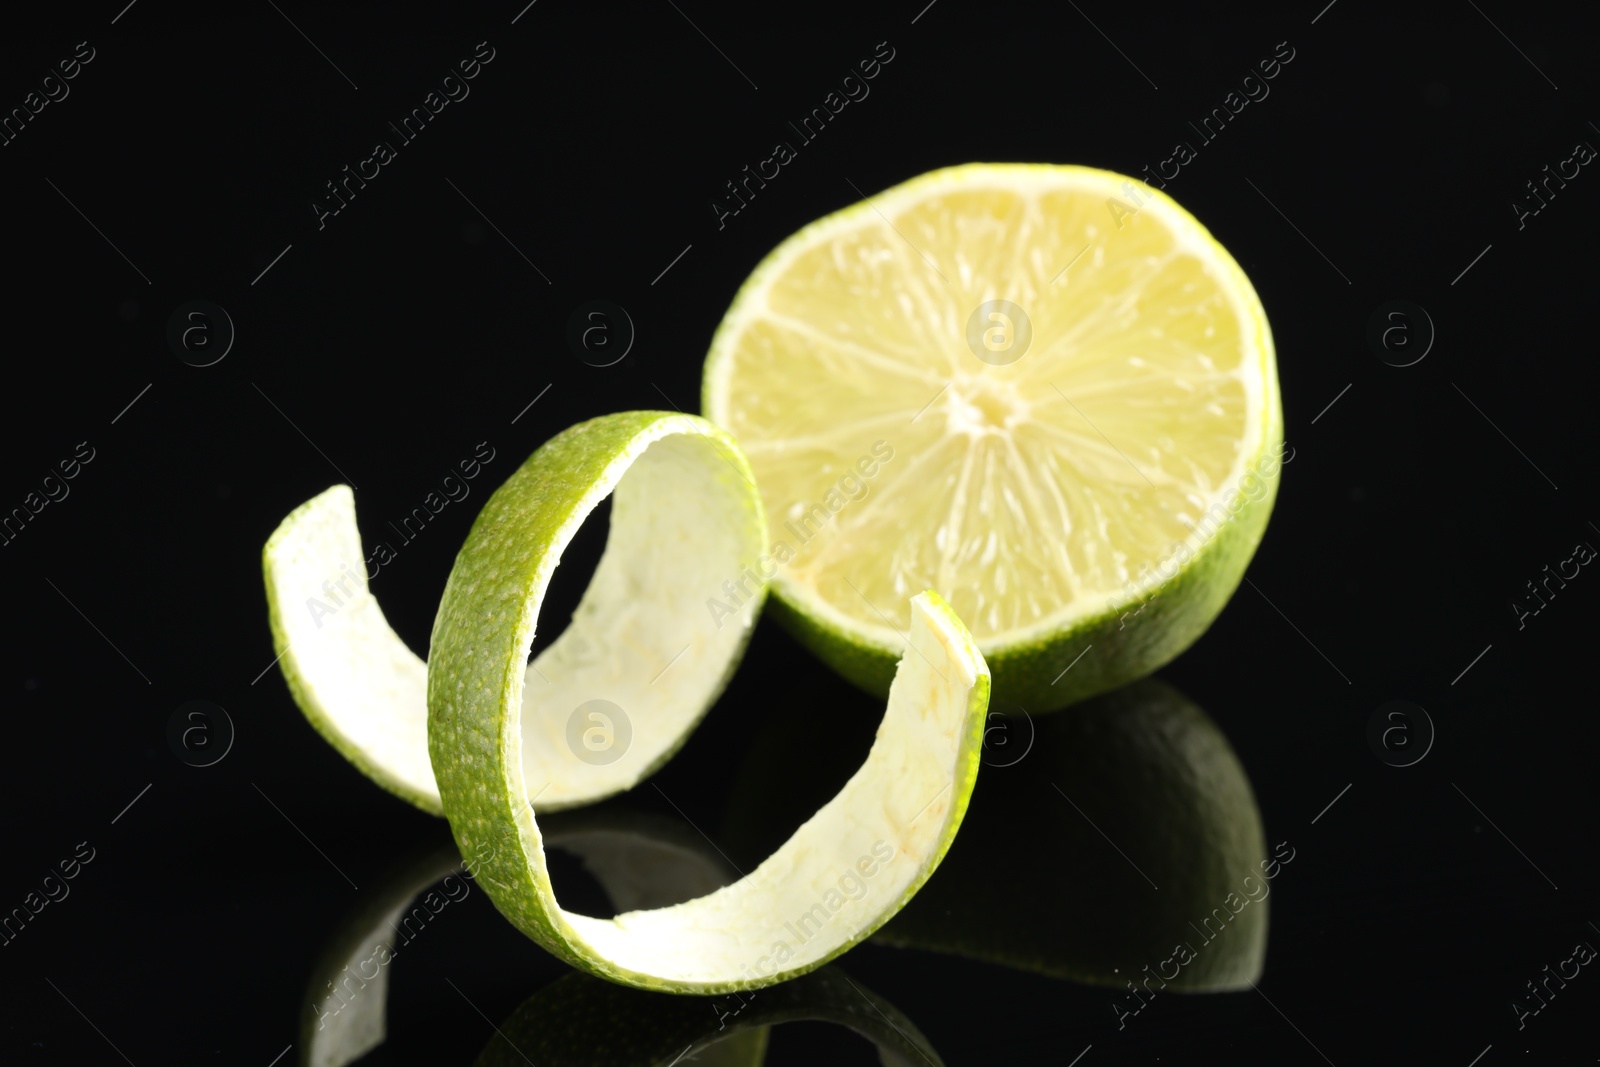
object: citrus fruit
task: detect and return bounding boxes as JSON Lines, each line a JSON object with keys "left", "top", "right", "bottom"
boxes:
{"left": 703, "top": 163, "right": 1283, "bottom": 710}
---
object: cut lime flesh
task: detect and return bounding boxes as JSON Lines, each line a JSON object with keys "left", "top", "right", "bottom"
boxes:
{"left": 703, "top": 163, "right": 1283, "bottom": 709}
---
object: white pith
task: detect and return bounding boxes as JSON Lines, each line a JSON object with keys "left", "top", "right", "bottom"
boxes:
{"left": 525, "top": 592, "right": 985, "bottom": 985}
{"left": 263, "top": 426, "right": 764, "bottom": 813}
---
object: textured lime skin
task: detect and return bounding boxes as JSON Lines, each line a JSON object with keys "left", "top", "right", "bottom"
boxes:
{"left": 874, "top": 678, "right": 1271, "bottom": 990}
{"left": 719, "top": 676, "right": 1269, "bottom": 991}
{"left": 703, "top": 162, "right": 1284, "bottom": 712}
{"left": 428, "top": 410, "right": 989, "bottom": 993}
{"left": 426, "top": 411, "right": 763, "bottom": 987}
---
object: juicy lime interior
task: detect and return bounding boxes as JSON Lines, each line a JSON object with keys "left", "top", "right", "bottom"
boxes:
{"left": 706, "top": 165, "right": 1272, "bottom": 650}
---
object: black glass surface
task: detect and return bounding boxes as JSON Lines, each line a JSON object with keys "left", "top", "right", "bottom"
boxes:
{"left": 2, "top": 2, "right": 1597, "bottom": 1063}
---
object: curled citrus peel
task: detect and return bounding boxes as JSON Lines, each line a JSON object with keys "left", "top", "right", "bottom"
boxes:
{"left": 266, "top": 411, "right": 990, "bottom": 992}
{"left": 264, "top": 412, "right": 767, "bottom": 814}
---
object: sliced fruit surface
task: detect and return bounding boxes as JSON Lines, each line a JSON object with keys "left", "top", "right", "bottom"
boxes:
{"left": 262, "top": 411, "right": 766, "bottom": 815}
{"left": 703, "top": 163, "right": 1284, "bottom": 709}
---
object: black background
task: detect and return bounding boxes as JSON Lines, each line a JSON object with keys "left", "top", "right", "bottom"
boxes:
{"left": 2, "top": 0, "right": 1598, "bottom": 1063}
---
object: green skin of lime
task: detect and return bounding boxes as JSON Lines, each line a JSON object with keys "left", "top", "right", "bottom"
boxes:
{"left": 427, "top": 409, "right": 990, "bottom": 994}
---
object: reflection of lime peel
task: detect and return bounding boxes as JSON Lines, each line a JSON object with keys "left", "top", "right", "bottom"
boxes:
{"left": 301, "top": 844, "right": 464, "bottom": 1067}
{"left": 874, "top": 678, "right": 1268, "bottom": 992}
{"left": 262, "top": 411, "right": 767, "bottom": 816}
{"left": 432, "top": 492, "right": 990, "bottom": 1000}
{"left": 475, "top": 967, "right": 944, "bottom": 1067}
{"left": 305, "top": 810, "right": 746, "bottom": 1067}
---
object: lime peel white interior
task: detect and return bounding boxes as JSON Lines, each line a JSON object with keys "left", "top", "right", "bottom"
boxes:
{"left": 703, "top": 163, "right": 1278, "bottom": 656}
{"left": 264, "top": 486, "right": 438, "bottom": 812}
{"left": 436, "top": 584, "right": 987, "bottom": 991}
{"left": 262, "top": 414, "right": 766, "bottom": 816}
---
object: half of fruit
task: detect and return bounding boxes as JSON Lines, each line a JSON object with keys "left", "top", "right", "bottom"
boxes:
{"left": 703, "top": 163, "right": 1283, "bottom": 710}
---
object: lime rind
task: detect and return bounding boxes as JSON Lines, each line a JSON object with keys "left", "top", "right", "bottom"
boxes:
{"left": 477, "top": 967, "right": 943, "bottom": 1067}
{"left": 263, "top": 411, "right": 768, "bottom": 815}
{"left": 272, "top": 411, "right": 992, "bottom": 992}
{"left": 431, "top": 458, "right": 990, "bottom": 999}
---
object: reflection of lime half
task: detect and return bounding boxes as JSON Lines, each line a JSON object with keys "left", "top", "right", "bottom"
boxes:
{"left": 262, "top": 411, "right": 766, "bottom": 815}
{"left": 476, "top": 967, "right": 942, "bottom": 1067}
{"left": 704, "top": 164, "right": 1283, "bottom": 710}
{"left": 876, "top": 678, "right": 1270, "bottom": 991}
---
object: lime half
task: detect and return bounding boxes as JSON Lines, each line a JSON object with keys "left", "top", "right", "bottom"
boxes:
{"left": 704, "top": 164, "right": 1283, "bottom": 709}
